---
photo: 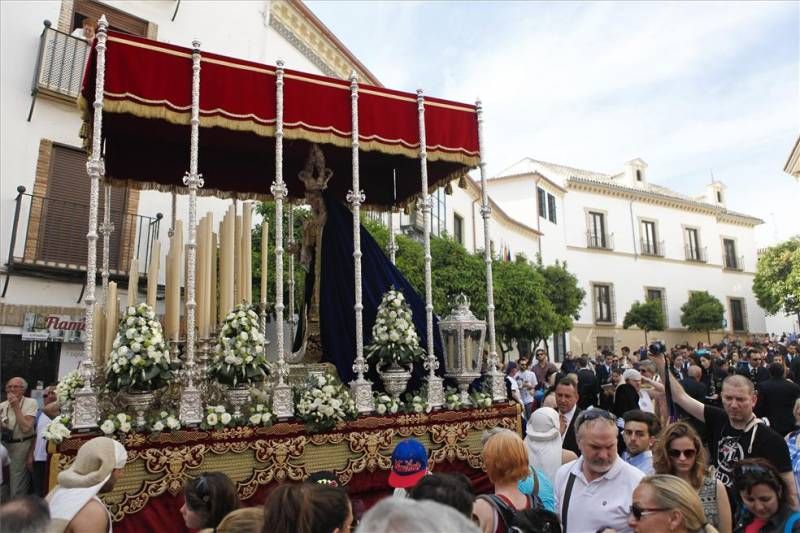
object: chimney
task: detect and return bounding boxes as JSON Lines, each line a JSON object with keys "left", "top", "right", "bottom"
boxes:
{"left": 705, "top": 181, "right": 727, "bottom": 207}
{"left": 622, "top": 158, "right": 648, "bottom": 186}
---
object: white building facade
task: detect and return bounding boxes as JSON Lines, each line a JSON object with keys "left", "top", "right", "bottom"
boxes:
{"left": 488, "top": 157, "right": 772, "bottom": 357}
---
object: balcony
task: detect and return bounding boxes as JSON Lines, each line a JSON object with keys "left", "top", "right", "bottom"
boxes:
{"left": 724, "top": 255, "right": 745, "bottom": 271}
{"left": 28, "top": 21, "right": 90, "bottom": 120}
{"left": 3, "top": 186, "right": 161, "bottom": 298}
{"left": 586, "top": 231, "right": 614, "bottom": 250}
{"left": 684, "top": 245, "right": 707, "bottom": 263}
{"left": 640, "top": 239, "right": 665, "bottom": 257}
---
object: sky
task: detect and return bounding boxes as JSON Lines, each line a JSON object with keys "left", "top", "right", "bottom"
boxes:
{"left": 306, "top": 0, "right": 799, "bottom": 247}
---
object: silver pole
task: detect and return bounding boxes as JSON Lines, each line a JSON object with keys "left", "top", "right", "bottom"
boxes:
{"left": 416, "top": 89, "right": 444, "bottom": 409}
{"left": 271, "top": 60, "right": 293, "bottom": 418}
{"left": 388, "top": 169, "right": 397, "bottom": 264}
{"left": 348, "top": 71, "right": 374, "bottom": 413}
{"left": 178, "top": 39, "right": 204, "bottom": 425}
{"left": 100, "top": 181, "right": 114, "bottom": 301}
{"left": 287, "top": 202, "right": 295, "bottom": 343}
{"left": 476, "top": 100, "right": 505, "bottom": 402}
{"left": 73, "top": 14, "right": 110, "bottom": 430}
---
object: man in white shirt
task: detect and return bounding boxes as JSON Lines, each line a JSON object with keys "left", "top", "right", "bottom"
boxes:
{"left": 516, "top": 358, "right": 538, "bottom": 418}
{"left": 554, "top": 409, "right": 644, "bottom": 533}
{"left": 0, "top": 377, "right": 38, "bottom": 498}
{"left": 28, "top": 386, "right": 57, "bottom": 496}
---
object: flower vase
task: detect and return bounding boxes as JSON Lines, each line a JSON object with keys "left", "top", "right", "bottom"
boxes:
{"left": 378, "top": 362, "right": 412, "bottom": 401}
{"left": 122, "top": 390, "right": 154, "bottom": 429}
{"left": 225, "top": 385, "right": 250, "bottom": 418}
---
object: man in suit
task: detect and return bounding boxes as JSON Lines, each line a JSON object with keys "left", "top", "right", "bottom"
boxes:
{"left": 737, "top": 347, "right": 769, "bottom": 388}
{"left": 755, "top": 362, "right": 800, "bottom": 436}
{"left": 595, "top": 352, "right": 614, "bottom": 384}
{"left": 555, "top": 377, "right": 582, "bottom": 456}
{"left": 787, "top": 342, "right": 800, "bottom": 386}
{"left": 577, "top": 356, "right": 601, "bottom": 410}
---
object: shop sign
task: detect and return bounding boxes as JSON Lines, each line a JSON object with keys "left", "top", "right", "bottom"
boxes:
{"left": 21, "top": 313, "right": 86, "bottom": 343}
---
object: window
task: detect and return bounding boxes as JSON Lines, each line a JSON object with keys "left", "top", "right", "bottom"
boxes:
{"left": 596, "top": 336, "right": 615, "bottom": 352}
{"left": 640, "top": 220, "right": 658, "bottom": 256}
{"left": 716, "top": 191, "right": 723, "bottom": 203}
{"left": 547, "top": 193, "right": 557, "bottom": 224}
{"left": 730, "top": 298, "right": 746, "bottom": 332}
{"left": 588, "top": 211, "right": 607, "bottom": 248}
{"left": 537, "top": 187, "right": 547, "bottom": 219}
{"left": 453, "top": 213, "right": 463, "bottom": 244}
{"left": 553, "top": 332, "right": 567, "bottom": 362}
{"left": 636, "top": 169, "right": 642, "bottom": 181}
{"left": 723, "top": 239, "right": 739, "bottom": 269}
{"left": 685, "top": 228, "right": 703, "bottom": 261}
{"left": 425, "top": 188, "right": 446, "bottom": 237}
{"left": 646, "top": 287, "right": 667, "bottom": 325}
{"left": 0, "top": 335, "right": 61, "bottom": 390}
{"left": 72, "top": 0, "right": 150, "bottom": 36}
{"left": 593, "top": 283, "right": 614, "bottom": 323}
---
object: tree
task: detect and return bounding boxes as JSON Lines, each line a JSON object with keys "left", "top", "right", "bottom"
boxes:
{"left": 753, "top": 237, "right": 800, "bottom": 322}
{"left": 623, "top": 299, "right": 665, "bottom": 344}
{"left": 537, "top": 260, "right": 586, "bottom": 342}
{"left": 680, "top": 291, "right": 725, "bottom": 343}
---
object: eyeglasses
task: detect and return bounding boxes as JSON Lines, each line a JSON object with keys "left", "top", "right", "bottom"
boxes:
{"left": 629, "top": 504, "right": 670, "bottom": 520}
{"left": 575, "top": 409, "right": 616, "bottom": 429}
{"left": 667, "top": 448, "right": 697, "bottom": 459}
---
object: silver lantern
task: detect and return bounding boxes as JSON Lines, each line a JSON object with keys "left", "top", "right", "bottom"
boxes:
{"left": 439, "top": 293, "right": 485, "bottom": 406}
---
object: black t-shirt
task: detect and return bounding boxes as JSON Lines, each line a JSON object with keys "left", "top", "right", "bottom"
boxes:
{"left": 704, "top": 405, "right": 792, "bottom": 488}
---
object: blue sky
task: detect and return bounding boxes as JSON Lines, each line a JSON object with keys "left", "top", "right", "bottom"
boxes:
{"left": 306, "top": 0, "right": 799, "bottom": 246}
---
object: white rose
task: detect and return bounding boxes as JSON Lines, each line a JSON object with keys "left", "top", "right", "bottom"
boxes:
{"left": 120, "top": 422, "right": 132, "bottom": 433}
{"left": 389, "top": 311, "right": 397, "bottom": 319}
{"left": 113, "top": 338, "right": 121, "bottom": 349}
{"left": 131, "top": 355, "right": 144, "bottom": 366}
{"left": 239, "top": 331, "right": 249, "bottom": 341}
{"left": 116, "top": 413, "right": 127, "bottom": 423}
{"left": 127, "top": 306, "right": 136, "bottom": 314}
{"left": 322, "top": 385, "right": 335, "bottom": 395}
{"left": 329, "top": 398, "right": 341, "bottom": 410}
{"left": 390, "top": 403, "right": 399, "bottom": 414}
{"left": 317, "top": 376, "right": 326, "bottom": 387}
{"left": 215, "top": 405, "right": 225, "bottom": 414}
{"left": 206, "top": 413, "right": 218, "bottom": 426}
{"left": 392, "top": 299, "right": 401, "bottom": 308}
{"left": 379, "top": 333, "right": 389, "bottom": 342}
{"left": 249, "top": 414, "right": 261, "bottom": 425}
{"left": 126, "top": 317, "right": 136, "bottom": 326}
{"left": 131, "top": 342, "right": 142, "bottom": 353}
{"left": 261, "top": 413, "right": 272, "bottom": 424}
{"left": 220, "top": 413, "right": 232, "bottom": 425}
{"left": 376, "top": 404, "right": 387, "bottom": 415}
{"left": 101, "top": 420, "right": 116, "bottom": 435}
{"left": 152, "top": 421, "right": 165, "bottom": 432}
{"left": 389, "top": 331, "right": 400, "bottom": 342}
{"left": 125, "top": 328, "right": 136, "bottom": 339}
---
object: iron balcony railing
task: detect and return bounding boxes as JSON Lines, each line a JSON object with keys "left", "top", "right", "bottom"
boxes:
{"left": 28, "top": 20, "right": 91, "bottom": 120}
{"left": 640, "top": 239, "right": 665, "bottom": 257}
{"left": 5, "top": 187, "right": 161, "bottom": 286}
{"left": 684, "top": 244, "right": 707, "bottom": 263}
{"left": 586, "top": 231, "right": 614, "bottom": 250}
{"left": 724, "top": 254, "right": 745, "bottom": 271}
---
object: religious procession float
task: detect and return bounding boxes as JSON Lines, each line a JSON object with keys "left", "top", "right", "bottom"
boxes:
{"left": 46, "top": 16, "right": 518, "bottom": 532}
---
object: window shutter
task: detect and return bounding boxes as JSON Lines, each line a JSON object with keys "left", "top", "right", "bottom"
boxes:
{"left": 73, "top": 0, "right": 148, "bottom": 36}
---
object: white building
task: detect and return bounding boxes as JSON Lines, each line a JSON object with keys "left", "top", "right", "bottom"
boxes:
{"left": 487, "top": 157, "right": 770, "bottom": 356}
{"left": 0, "top": 0, "right": 383, "bottom": 384}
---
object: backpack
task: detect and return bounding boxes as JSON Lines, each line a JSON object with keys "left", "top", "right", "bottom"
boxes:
{"left": 477, "top": 490, "right": 541, "bottom": 533}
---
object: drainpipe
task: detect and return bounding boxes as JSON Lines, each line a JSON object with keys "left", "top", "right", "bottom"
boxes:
{"left": 629, "top": 199, "right": 638, "bottom": 258}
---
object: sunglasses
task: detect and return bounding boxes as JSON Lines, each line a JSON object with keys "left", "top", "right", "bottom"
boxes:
{"left": 629, "top": 504, "right": 670, "bottom": 520}
{"left": 667, "top": 448, "right": 697, "bottom": 459}
{"left": 575, "top": 409, "right": 616, "bottom": 429}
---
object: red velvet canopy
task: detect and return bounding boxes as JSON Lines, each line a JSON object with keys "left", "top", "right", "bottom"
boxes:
{"left": 80, "top": 32, "right": 481, "bottom": 208}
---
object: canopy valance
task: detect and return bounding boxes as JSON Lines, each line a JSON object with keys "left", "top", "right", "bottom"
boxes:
{"left": 80, "top": 32, "right": 480, "bottom": 208}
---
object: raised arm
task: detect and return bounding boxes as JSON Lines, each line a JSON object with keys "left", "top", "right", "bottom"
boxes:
{"left": 650, "top": 353, "right": 706, "bottom": 423}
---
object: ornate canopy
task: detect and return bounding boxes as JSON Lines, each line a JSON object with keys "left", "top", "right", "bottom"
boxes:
{"left": 80, "top": 31, "right": 480, "bottom": 208}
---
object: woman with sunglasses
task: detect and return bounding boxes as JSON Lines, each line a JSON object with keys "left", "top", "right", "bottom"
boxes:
{"left": 733, "top": 459, "right": 800, "bottom": 533}
{"left": 653, "top": 422, "right": 732, "bottom": 533}
{"left": 628, "top": 475, "right": 719, "bottom": 532}
{"left": 180, "top": 472, "right": 240, "bottom": 532}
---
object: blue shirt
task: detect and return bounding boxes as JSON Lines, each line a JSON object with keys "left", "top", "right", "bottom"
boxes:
{"left": 622, "top": 450, "right": 654, "bottom": 475}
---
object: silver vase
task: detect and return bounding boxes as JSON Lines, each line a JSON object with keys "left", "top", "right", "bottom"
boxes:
{"left": 225, "top": 385, "right": 251, "bottom": 418}
{"left": 379, "top": 362, "right": 412, "bottom": 401}
{"left": 122, "top": 390, "right": 155, "bottom": 429}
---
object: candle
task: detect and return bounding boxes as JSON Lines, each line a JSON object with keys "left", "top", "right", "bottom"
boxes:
{"left": 165, "top": 220, "right": 183, "bottom": 341}
{"left": 104, "top": 282, "right": 118, "bottom": 362}
{"left": 93, "top": 302, "right": 104, "bottom": 367}
{"left": 210, "top": 231, "right": 218, "bottom": 333}
{"left": 127, "top": 256, "right": 139, "bottom": 307}
{"left": 261, "top": 218, "right": 269, "bottom": 307}
{"left": 146, "top": 239, "right": 160, "bottom": 309}
{"left": 242, "top": 203, "right": 252, "bottom": 304}
{"left": 234, "top": 212, "right": 242, "bottom": 305}
{"left": 196, "top": 215, "right": 207, "bottom": 339}
{"left": 221, "top": 205, "right": 235, "bottom": 316}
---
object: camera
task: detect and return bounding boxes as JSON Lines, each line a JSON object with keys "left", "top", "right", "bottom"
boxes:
{"left": 648, "top": 341, "right": 666, "bottom": 355}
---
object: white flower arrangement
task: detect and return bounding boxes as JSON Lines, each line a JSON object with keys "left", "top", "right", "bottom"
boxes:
{"left": 372, "top": 393, "right": 401, "bottom": 416}
{"left": 294, "top": 373, "right": 357, "bottom": 432}
{"left": 149, "top": 410, "right": 181, "bottom": 433}
{"left": 55, "top": 370, "right": 84, "bottom": 405}
{"left": 100, "top": 412, "right": 133, "bottom": 436}
{"left": 106, "top": 303, "right": 172, "bottom": 392}
{"left": 470, "top": 390, "right": 493, "bottom": 409}
{"left": 209, "top": 304, "right": 269, "bottom": 387}
{"left": 43, "top": 415, "right": 71, "bottom": 443}
{"left": 201, "top": 405, "right": 235, "bottom": 430}
{"left": 246, "top": 404, "right": 274, "bottom": 427}
{"left": 403, "top": 390, "right": 432, "bottom": 414}
{"left": 444, "top": 387, "right": 464, "bottom": 410}
{"left": 365, "top": 288, "right": 424, "bottom": 368}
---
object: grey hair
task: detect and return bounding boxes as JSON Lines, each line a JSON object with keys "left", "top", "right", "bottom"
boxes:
{"left": 356, "top": 497, "right": 480, "bottom": 533}
{"left": 5, "top": 377, "right": 28, "bottom": 390}
{"left": 0, "top": 495, "right": 51, "bottom": 533}
{"left": 638, "top": 360, "right": 657, "bottom": 373}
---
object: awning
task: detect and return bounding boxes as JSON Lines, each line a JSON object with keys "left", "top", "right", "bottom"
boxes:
{"left": 81, "top": 32, "right": 481, "bottom": 208}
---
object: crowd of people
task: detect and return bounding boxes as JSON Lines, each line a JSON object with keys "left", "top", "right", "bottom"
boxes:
{"left": 2, "top": 334, "right": 800, "bottom": 532}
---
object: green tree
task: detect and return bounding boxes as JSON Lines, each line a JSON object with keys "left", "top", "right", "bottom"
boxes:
{"left": 537, "top": 260, "right": 586, "bottom": 342}
{"left": 753, "top": 237, "right": 800, "bottom": 322}
{"left": 623, "top": 299, "right": 665, "bottom": 344}
{"left": 680, "top": 291, "right": 725, "bottom": 343}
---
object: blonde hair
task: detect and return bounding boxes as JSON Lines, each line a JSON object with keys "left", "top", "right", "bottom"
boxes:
{"left": 482, "top": 430, "right": 529, "bottom": 485}
{"left": 653, "top": 422, "right": 707, "bottom": 490}
{"left": 216, "top": 507, "right": 263, "bottom": 533}
{"left": 639, "top": 475, "right": 718, "bottom": 533}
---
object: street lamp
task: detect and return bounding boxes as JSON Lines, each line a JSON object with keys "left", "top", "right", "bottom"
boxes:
{"left": 439, "top": 293, "right": 485, "bottom": 405}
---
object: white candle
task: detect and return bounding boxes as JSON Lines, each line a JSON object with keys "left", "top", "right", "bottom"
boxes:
{"left": 196, "top": 215, "right": 207, "bottom": 338}
{"left": 234, "top": 212, "right": 242, "bottom": 305}
{"left": 210, "top": 231, "right": 218, "bottom": 333}
{"left": 93, "top": 302, "right": 104, "bottom": 367}
{"left": 242, "top": 203, "right": 252, "bottom": 304}
{"left": 261, "top": 218, "right": 269, "bottom": 306}
{"left": 104, "top": 282, "right": 118, "bottom": 361}
{"left": 146, "top": 239, "right": 160, "bottom": 309}
{"left": 127, "top": 256, "right": 139, "bottom": 307}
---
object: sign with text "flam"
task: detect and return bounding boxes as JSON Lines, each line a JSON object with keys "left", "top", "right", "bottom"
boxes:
{"left": 21, "top": 313, "right": 86, "bottom": 343}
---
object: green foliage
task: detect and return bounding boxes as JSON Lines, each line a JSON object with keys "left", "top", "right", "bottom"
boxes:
{"left": 623, "top": 299, "right": 665, "bottom": 343}
{"left": 680, "top": 291, "right": 724, "bottom": 341}
{"left": 753, "top": 237, "right": 800, "bottom": 316}
{"left": 537, "top": 260, "right": 586, "bottom": 335}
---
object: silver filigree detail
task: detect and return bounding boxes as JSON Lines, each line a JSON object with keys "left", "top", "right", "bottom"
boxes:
{"left": 273, "top": 59, "right": 288, "bottom": 385}
{"left": 346, "top": 189, "right": 365, "bottom": 206}
{"left": 272, "top": 382, "right": 294, "bottom": 419}
{"left": 71, "top": 359, "right": 99, "bottom": 430}
{"left": 425, "top": 375, "right": 445, "bottom": 410}
{"left": 350, "top": 378, "right": 375, "bottom": 413}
